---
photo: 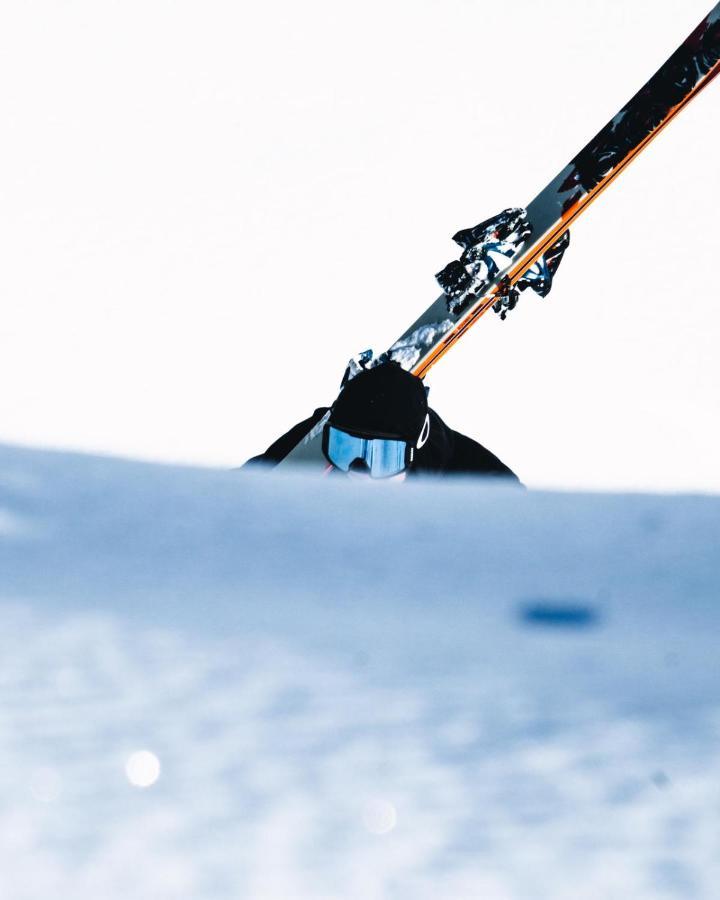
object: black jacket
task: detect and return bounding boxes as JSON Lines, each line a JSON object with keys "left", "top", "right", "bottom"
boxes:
{"left": 247, "top": 407, "right": 520, "bottom": 481}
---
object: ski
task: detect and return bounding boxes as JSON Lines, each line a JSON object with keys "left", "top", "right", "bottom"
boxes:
{"left": 283, "top": 3, "right": 720, "bottom": 467}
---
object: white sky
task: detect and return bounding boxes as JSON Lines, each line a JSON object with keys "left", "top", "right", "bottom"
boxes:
{"left": 0, "top": 0, "right": 718, "bottom": 492}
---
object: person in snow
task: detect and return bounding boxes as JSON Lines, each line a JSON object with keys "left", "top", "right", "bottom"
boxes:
{"left": 247, "top": 361, "right": 519, "bottom": 482}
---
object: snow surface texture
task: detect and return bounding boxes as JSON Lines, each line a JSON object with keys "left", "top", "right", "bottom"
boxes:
{"left": 1, "top": 443, "right": 720, "bottom": 899}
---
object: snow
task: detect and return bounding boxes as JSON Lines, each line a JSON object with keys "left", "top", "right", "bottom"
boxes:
{"left": 1, "top": 442, "right": 720, "bottom": 898}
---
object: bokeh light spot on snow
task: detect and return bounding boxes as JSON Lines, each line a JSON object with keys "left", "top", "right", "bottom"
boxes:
{"left": 362, "top": 799, "right": 397, "bottom": 835}
{"left": 125, "top": 750, "right": 161, "bottom": 788}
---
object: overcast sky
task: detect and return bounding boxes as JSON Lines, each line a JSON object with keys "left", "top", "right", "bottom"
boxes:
{"left": 0, "top": 0, "right": 718, "bottom": 492}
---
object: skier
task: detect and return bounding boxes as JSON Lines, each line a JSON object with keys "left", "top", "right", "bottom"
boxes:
{"left": 246, "top": 361, "right": 519, "bottom": 481}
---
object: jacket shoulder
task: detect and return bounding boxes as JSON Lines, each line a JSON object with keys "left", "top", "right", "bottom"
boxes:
{"left": 415, "top": 409, "right": 520, "bottom": 481}
{"left": 448, "top": 429, "right": 520, "bottom": 480}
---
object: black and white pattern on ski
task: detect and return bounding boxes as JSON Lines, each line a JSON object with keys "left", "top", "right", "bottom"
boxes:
{"left": 559, "top": 6, "right": 720, "bottom": 210}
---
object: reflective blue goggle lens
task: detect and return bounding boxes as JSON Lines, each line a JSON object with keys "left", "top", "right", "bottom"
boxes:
{"left": 323, "top": 426, "right": 408, "bottom": 478}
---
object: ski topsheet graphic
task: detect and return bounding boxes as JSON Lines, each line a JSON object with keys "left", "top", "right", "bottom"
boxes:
{"left": 283, "top": 3, "right": 720, "bottom": 466}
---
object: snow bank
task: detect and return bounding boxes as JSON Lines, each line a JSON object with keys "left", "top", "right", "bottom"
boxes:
{"left": 0, "top": 443, "right": 718, "bottom": 899}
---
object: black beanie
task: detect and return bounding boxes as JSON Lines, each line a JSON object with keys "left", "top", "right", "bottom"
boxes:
{"left": 330, "top": 362, "right": 428, "bottom": 443}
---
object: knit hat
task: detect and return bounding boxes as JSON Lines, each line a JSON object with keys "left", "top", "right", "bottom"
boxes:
{"left": 330, "top": 362, "right": 428, "bottom": 443}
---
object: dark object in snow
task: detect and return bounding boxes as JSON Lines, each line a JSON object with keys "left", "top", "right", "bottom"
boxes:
{"left": 520, "top": 602, "right": 600, "bottom": 629}
{"left": 651, "top": 771, "right": 671, "bottom": 790}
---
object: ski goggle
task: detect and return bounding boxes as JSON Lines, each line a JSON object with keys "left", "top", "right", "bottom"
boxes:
{"left": 322, "top": 424, "right": 412, "bottom": 479}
